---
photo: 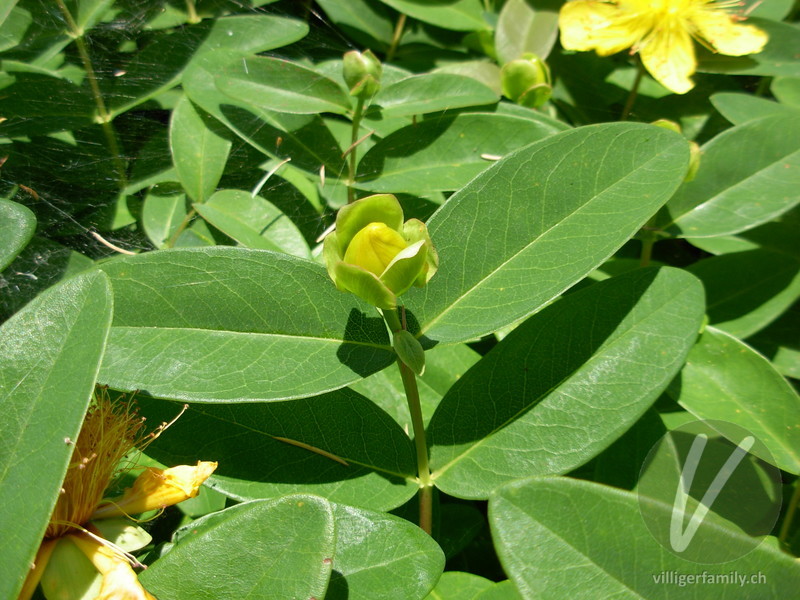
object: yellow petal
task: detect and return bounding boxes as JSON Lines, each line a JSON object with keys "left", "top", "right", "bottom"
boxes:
{"left": 69, "top": 533, "right": 156, "bottom": 600}
{"left": 691, "top": 11, "right": 768, "bottom": 56}
{"left": 16, "top": 539, "right": 58, "bottom": 600}
{"left": 559, "top": 1, "right": 650, "bottom": 56}
{"left": 95, "top": 562, "right": 157, "bottom": 600}
{"left": 92, "top": 461, "right": 217, "bottom": 519}
{"left": 640, "top": 22, "right": 696, "bottom": 94}
{"left": 343, "top": 222, "right": 408, "bottom": 277}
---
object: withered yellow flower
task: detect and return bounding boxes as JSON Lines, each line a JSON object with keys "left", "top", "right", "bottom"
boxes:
{"left": 559, "top": 0, "right": 768, "bottom": 94}
{"left": 18, "top": 389, "right": 217, "bottom": 600}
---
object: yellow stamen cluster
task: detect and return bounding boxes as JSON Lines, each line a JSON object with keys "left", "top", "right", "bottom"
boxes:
{"left": 46, "top": 389, "right": 147, "bottom": 539}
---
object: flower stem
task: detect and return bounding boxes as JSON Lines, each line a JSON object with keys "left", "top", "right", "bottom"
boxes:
{"left": 639, "top": 215, "right": 658, "bottom": 267}
{"left": 383, "top": 307, "right": 433, "bottom": 534}
{"left": 621, "top": 59, "right": 645, "bottom": 122}
{"left": 165, "top": 208, "right": 197, "bottom": 249}
{"left": 185, "top": 0, "right": 200, "bottom": 24}
{"left": 55, "top": 0, "right": 127, "bottom": 191}
{"left": 347, "top": 96, "right": 366, "bottom": 204}
{"left": 386, "top": 13, "right": 407, "bottom": 63}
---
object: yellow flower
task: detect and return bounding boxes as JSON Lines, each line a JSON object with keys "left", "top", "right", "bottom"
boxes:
{"left": 18, "top": 389, "right": 217, "bottom": 600}
{"left": 559, "top": 0, "right": 768, "bottom": 94}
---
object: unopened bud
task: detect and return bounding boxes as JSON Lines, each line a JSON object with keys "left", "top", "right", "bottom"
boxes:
{"left": 501, "top": 53, "right": 552, "bottom": 108}
{"left": 343, "top": 50, "right": 382, "bottom": 98}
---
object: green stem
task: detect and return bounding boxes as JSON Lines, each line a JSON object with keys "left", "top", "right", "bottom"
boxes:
{"left": 383, "top": 307, "right": 433, "bottom": 534}
{"left": 778, "top": 480, "right": 800, "bottom": 547}
{"left": 185, "top": 0, "right": 200, "bottom": 24}
{"left": 165, "top": 208, "right": 197, "bottom": 249}
{"left": 55, "top": 0, "right": 127, "bottom": 191}
{"left": 621, "top": 59, "right": 645, "bottom": 122}
{"left": 347, "top": 96, "right": 366, "bottom": 204}
{"left": 386, "top": 13, "right": 407, "bottom": 63}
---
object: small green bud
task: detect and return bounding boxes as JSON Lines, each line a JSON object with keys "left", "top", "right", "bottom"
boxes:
{"left": 393, "top": 329, "right": 426, "bottom": 376}
{"left": 343, "top": 49, "right": 382, "bottom": 98}
{"left": 323, "top": 194, "right": 438, "bottom": 309}
{"left": 501, "top": 53, "right": 552, "bottom": 108}
{"left": 650, "top": 119, "right": 682, "bottom": 135}
{"left": 650, "top": 120, "right": 701, "bottom": 182}
{"left": 685, "top": 141, "right": 701, "bottom": 182}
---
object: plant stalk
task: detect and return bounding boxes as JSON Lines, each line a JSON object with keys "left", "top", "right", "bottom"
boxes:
{"left": 383, "top": 307, "right": 433, "bottom": 534}
{"left": 347, "top": 96, "right": 366, "bottom": 203}
{"left": 386, "top": 13, "right": 407, "bottom": 63}
{"left": 165, "top": 208, "right": 197, "bottom": 249}
{"left": 621, "top": 59, "right": 645, "bottom": 122}
{"left": 55, "top": 0, "right": 127, "bottom": 190}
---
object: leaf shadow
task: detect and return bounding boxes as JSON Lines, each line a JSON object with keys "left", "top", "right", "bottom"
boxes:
{"left": 135, "top": 390, "right": 415, "bottom": 491}
{"left": 337, "top": 308, "right": 396, "bottom": 378}
{"left": 427, "top": 268, "right": 668, "bottom": 448}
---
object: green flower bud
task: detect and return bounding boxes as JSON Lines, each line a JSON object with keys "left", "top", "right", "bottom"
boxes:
{"left": 650, "top": 119, "right": 682, "bottom": 135}
{"left": 501, "top": 53, "right": 552, "bottom": 109}
{"left": 343, "top": 49, "right": 382, "bottom": 98}
{"left": 323, "top": 194, "right": 438, "bottom": 309}
{"left": 650, "top": 120, "right": 701, "bottom": 182}
{"left": 686, "top": 141, "right": 701, "bottom": 182}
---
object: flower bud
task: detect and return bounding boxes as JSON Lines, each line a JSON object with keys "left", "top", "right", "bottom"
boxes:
{"left": 343, "top": 49, "right": 382, "bottom": 98}
{"left": 650, "top": 119, "right": 682, "bottom": 135}
{"left": 501, "top": 53, "right": 552, "bottom": 108}
{"left": 323, "top": 194, "right": 438, "bottom": 309}
{"left": 650, "top": 120, "right": 701, "bottom": 182}
{"left": 686, "top": 141, "right": 701, "bottom": 182}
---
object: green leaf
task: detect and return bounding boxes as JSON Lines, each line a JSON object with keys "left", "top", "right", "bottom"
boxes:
{"left": 687, "top": 249, "right": 800, "bottom": 338}
{"left": 429, "top": 267, "right": 704, "bottom": 499}
{"left": 710, "top": 92, "right": 800, "bottom": 126}
{"left": 315, "top": 0, "right": 395, "bottom": 51}
{"left": 216, "top": 56, "right": 352, "bottom": 115}
{"left": 0, "top": 5, "right": 31, "bottom": 53}
{"left": 183, "top": 52, "right": 346, "bottom": 176}
{"left": 374, "top": 74, "right": 498, "bottom": 118}
{"left": 495, "top": 0, "right": 560, "bottom": 64}
{"left": 378, "top": 0, "right": 487, "bottom": 31}
{"left": 194, "top": 189, "right": 310, "bottom": 258}
{"left": 697, "top": 18, "right": 800, "bottom": 78}
{"left": 356, "top": 113, "right": 558, "bottom": 194}
{"left": 475, "top": 581, "right": 523, "bottom": 600}
{"left": 0, "top": 198, "right": 35, "bottom": 271}
{"left": 142, "top": 495, "right": 335, "bottom": 600}
{"left": 663, "top": 113, "right": 800, "bottom": 238}
{"left": 426, "top": 572, "right": 494, "bottom": 599}
{"left": 772, "top": 76, "right": 800, "bottom": 107}
{"left": 668, "top": 326, "right": 800, "bottom": 475}
{"left": 141, "top": 185, "right": 186, "bottom": 249}
{"left": 72, "top": 0, "right": 114, "bottom": 32}
{"left": 0, "top": 271, "right": 112, "bottom": 600}
{"left": 327, "top": 502, "right": 445, "bottom": 599}
{"left": 170, "top": 95, "right": 232, "bottom": 203}
{"left": 404, "top": 122, "right": 690, "bottom": 344}
{"left": 490, "top": 477, "right": 800, "bottom": 599}
{"left": 136, "top": 391, "right": 417, "bottom": 511}
{"left": 106, "top": 15, "right": 308, "bottom": 116}
{"left": 98, "top": 248, "right": 394, "bottom": 402}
